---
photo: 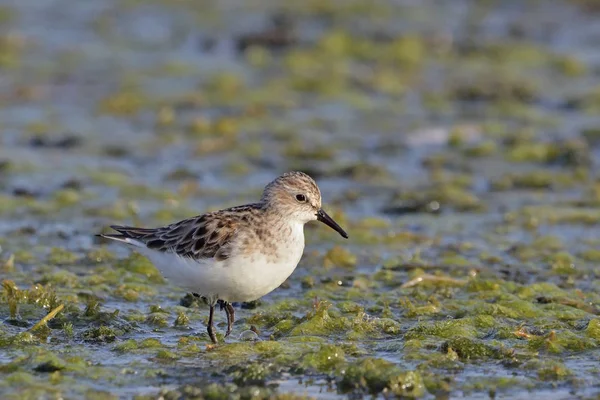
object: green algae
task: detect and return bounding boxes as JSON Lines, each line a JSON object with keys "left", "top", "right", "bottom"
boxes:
{"left": 530, "top": 360, "right": 573, "bottom": 381}
{"left": 82, "top": 326, "right": 119, "bottom": 343}
{"left": 155, "top": 349, "right": 179, "bottom": 361}
{"left": 322, "top": 246, "right": 357, "bottom": 268}
{"left": 286, "top": 301, "right": 401, "bottom": 339}
{"left": 173, "top": 310, "right": 190, "bottom": 327}
{"left": 97, "top": 88, "right": 148, "bottom": 116}
{"left": 231, "top": 362, "right": 269, "bottom": 386}
{"left": 146, "top": 312, "right": 169, "bottom": 327}
{"left": 441, "top": 337, "right": 510, "bottom": 361}
{"left": 115, "top": 253, "right": 164, "bottom": 283}
{"left": 585, "top": 319, "right": 600, "bottom": 339}
{"left": 47, "top": 247, "right": 79, "bottom": 265}
{"left": 527, "top": 329, "right": 597, "bottom": 353}
{"left": 300, "top": 344, "right": 345, "bottom": 373}
{"left": 113, "top": 339, "right": 139, "bottom": 353}
{"left": 337, "top": 358, "right": 425, "bottom": 397}
{"left": 140, "top": 338, "right": 163, "bottom": 348}
{"left": 506, "top": 139, "right": 591, "bottom": 167}
{"left": 406, "top": 318, "right": 480, "bottom": 340}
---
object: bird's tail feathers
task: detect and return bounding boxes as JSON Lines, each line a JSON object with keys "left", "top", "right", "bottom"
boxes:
{"left": 97, "top": 233, "right": 146, "bottom": 247}
{"left": 97, "top": 225, "right": 149, "bottom": 248}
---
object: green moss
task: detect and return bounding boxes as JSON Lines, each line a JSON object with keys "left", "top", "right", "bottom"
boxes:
{"left": 517, "top": 283, "right": 568, "bottom": 300}
{"left": 466, "top": 279, "right": 502, "bottom": 292}
{"left": 505, "top": 139, "right": 590, "bottom": 167}
{"left": 273, "top": 319, "right": 296, "bottom": 337}
{"left": 232, "top": 362, "right": 269, "bottom": 386}
{"left": 208, "top": 341, "right": 284, "bottom": 360}
{"left": 492, "top": 171, "right": 556, "bottom": 190}
{"left": 491, "top": 295, "right": 544, "bottom": 319}
{"left": 532, "top": 235, "right": 564, "bottom": 251}
{"left": 586, "top": 319, "right": 600, "bottom": 340}
{"left": 403, "top": 300, "right": 441, "bottom": 318}
{"left": 529, "top": 329, "right": 597, "bottom": 353}
{"left": 88, "top": 170, "right": 130, "bottom": 186}
{"left": 579, "top": 249, "right": 600, "bottom": 262}
{"left": 0, "top": 195, "right": 29, "bottom": 215}
{"left": 531, "top": 360, "right": 572, "bottom": 381}
{"left": 553, "top": 54, "right": 586, "bottom": 77}
{"left": 323, "top": 246, "right": 357, "bottom": 268}
{"left": 301, "top": 344, "right": 345, "bottom": 373}
{"left": 406, "top": 318, "right": 479, "bottom": 340}
{"left": 547, "top": 252, "right": 578, "bottom": 275}
{"left": 39, "top": 269, "right": 80, "bottom": 287}
{"left": 97, "top": 89, "right": 147, "bottom": 116}
{"left": 11, "top": 250, "right": 36, "bottom": 264}
{"left": 146, "top": 313, "right": 169, "bottom": 327}
{"left": 287, "top": 302, "right": 399, "bottom": 339}
{"left": 404, "top": 183, "right": 482, "bottom": 212}
{"left": 112, "top": 285, "right": 139, "bottom": 302}
{"left": 354, "top": 217, "right": 390, "bottom": 229}
{"left": 63, "top": 322, "right": 74, "bottom": 337}
{"left": 86, "top": 248, "right": 117, "bottom": 264}
{"left": 114, "top": 339, "right": 138, "bottom": 352}
{"left": 53, "top": 189, "right": 81, "bottom": 207}
{"left": 115, "top": 253, "right": 164, "bottom": 283}
{"left": 8, "top": 331, "right": 39, "bottom": 345}
{"left": 338, "top": 357, "right": 397, "bottom": 394}
{"left": 83, "top": 326, "right": 118, "bottom": 343}
{"left": 462, "top": 140, "right": 497, "bottom": 157}
{"left": 3, "top": 371, "right": 36, "bottom": 385}
{"left": 284, "top": 141, "right": 335, "bottom": 160}
{"left": 450, "top": 68, "right": 538, "bottom": 103}
{"left": 441, "top": 337, "right": 509, "bottom": 360}
{"left": 156, "top": 349, "right": 179, "bottom": 360}
{"left": 33, "top": 355, "right": 66, "bottom": 373}
{"left": 140, "top": 338, "right": 163, "bottom": 348}
{"left": 247, "top": 309, "right": 296, "bottom": 329}
{"left": 173, "top": 311, "right": 189, "bottom": 327}
{"left": 47, "top": 247, "right": 79, "bottom": 265}
{"left": 300, "top": 276, "right": 315, "bottom": 289}
{"left": 337, "top": 357, "right": 423, "bottom": 396}
{"left": 387, "top": 370, "right": 425, "bottom": 398}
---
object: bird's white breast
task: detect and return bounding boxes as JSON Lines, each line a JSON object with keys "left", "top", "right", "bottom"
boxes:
{"left": 142, "top": 221, "right": 306, "bottom": 303}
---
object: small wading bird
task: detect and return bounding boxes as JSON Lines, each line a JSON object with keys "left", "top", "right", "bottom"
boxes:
{"left": 98, "top": 171, "right": 348, "bottom": 343}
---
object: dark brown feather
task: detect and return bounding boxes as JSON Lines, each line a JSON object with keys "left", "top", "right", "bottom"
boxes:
{"left": 107, "top": 204, "right": 263, "bottom": 261}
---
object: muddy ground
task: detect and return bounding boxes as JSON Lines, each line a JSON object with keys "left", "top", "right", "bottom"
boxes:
{"left": 2, "top": 0, "right": 600, "bottom": 399}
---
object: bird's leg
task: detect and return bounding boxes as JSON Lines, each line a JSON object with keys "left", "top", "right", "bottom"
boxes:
{"left": 216, "top": 300, "right": 235, "bottom": 338}
{"left": 225, "top": 302, "right": 235, "bottom": 338}
{"left": 207, "top": 302, "right": 218, "bottom": 344}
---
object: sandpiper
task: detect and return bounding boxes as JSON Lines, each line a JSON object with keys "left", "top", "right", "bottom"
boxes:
{"left": 98, "top": 171, "right": 348, "bottom": 343}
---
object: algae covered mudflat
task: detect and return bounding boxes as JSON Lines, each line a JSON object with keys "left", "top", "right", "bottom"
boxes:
{"left": 2, "top": 0, "right": 600, "bottom": 398}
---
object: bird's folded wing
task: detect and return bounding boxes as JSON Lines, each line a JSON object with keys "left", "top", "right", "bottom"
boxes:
{"left": 109, "top": 213, "right": 238, "bottom": 261}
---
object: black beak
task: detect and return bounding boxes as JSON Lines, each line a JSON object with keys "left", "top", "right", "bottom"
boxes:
{"left": 316, "top": 209, "right": 348, "bottom": 239}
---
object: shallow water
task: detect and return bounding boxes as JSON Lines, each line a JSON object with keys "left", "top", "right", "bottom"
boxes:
{"left": 2, "top": 0, "right": 600, "bottom": 398}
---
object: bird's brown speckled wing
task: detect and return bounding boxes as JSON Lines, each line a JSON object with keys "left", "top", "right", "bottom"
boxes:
{"left": 108, "top": 204, "right": 261, "bottom": 261}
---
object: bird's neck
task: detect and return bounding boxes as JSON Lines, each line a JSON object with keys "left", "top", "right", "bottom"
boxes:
{"left": 261, "top": 209, "right": 304, "bottom": 243}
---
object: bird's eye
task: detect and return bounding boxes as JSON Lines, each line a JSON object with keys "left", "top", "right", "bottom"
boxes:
{"left": 295, "top": 194, "right": 307, "bottom": 203}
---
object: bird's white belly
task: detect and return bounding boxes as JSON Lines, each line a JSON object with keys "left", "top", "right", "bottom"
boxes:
{"left": 221, "top": 251, "right": 302, "bottom": 302}
{"left": 141, "top": 231, "right": 304, "bottom": 303}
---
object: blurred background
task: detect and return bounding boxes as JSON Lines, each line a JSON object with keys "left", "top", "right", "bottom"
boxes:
{"left": 2, "top": 0, "right": 600, "bottom": 398}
